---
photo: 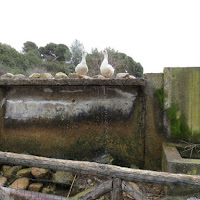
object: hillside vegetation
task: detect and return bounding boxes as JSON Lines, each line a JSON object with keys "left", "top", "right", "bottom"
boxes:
{"left": 0, "top": 40, "right": 143, "bottom": 77}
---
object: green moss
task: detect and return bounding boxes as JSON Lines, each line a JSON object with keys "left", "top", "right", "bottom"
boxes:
{"left": 167, "top": 104, "right": 190, "bottom": 141}
{"left": 155, "top": 88, "right": 164, "bottom": 109}
{"left": 107, "top": 134, "right": 141, "bottom": 168}
{"left": 187, "top": 169, "right": 197, "bottom": 175}
{"left": 68, "top": 138, "right": 105, "bottom": 161}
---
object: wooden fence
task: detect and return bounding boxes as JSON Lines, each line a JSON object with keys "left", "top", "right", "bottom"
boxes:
{"left": 0, "top": 151, "right": 200, "bottom": 199}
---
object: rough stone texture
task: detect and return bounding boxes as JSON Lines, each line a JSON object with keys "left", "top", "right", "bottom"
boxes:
{"left": 28, "top": 183, "right": 43, "bottom": 192}
{"left": 1, "top": 73, "right": 14, "bottom": 79}
{"left": 69, "top": 73, "right": 83, "bottom": 79}
{"left": 9, "top": 178, "right": 29, "bottom": 190}
{"left": 0, "top": 78, "right": 145, "bottom": 86}
{"left": 16, "top": 168, "right": 32, "bottom": 178}
{"left": 31, "top": 167, "right": 50, "bottom": 179}
{"left": 29, "top": 73, "right": 41, "bottom": 79}
{"left": 12, "top": 74, "right": 26, "bottom": 79}
{"left": 52, "top": 171, "right": 73, "bottom": 185}
{"left": 42, "top": 185, "right": 56, "bottom": 194}
{"left": 55, "top": 72, "right": 68, "bottom": 79}
{"left": 129, "top": 75, "right": 136, "bottom": 79}
{"left": 0, "top": 176, "right": 8, "bottom": 186}
{"left": 116, "top": 73, "right": 129, "bottom": 79}
{"left": 40, "top": 73, "right": 54, "bottom": 79}
{"left": 3, "top": 166, "right": 22, "bottom": 179}
{"left": 93, "top": 75, "right": 105, "bottom": 79}
{"left": 144, "top": 73, "right": 165, "bottom": 170}
{"left": 1, "top": 165, "right": 11, "bottom": 174}
{"left": 84, "top": 75, "right": 93, "bottom": 79}
{"left": 164, "top": 67, "right": 200, "bottom": 142}
{"left": 162, "top": 142, "right": 200, "bottom": 195}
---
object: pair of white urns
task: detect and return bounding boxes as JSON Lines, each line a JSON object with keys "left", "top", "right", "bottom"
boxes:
{"left": 75, "top": 50, "right": 114, "bottom": 78}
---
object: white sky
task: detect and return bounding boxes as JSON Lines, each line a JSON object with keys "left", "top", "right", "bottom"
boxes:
{"left": 1, "top": 0, "right": 200, "bottom": 73}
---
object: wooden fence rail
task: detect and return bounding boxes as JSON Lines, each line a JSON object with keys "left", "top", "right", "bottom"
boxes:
{"left": 0, "top": 151, "right": 200, "bottom": 199}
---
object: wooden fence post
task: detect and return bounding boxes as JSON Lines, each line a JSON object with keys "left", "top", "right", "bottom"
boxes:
{"left": 112, "top": 178, "right": 122, "bottom": 200}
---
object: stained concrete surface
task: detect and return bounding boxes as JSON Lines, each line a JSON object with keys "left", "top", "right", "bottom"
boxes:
{"left": 0, "top": 81, "right": 145, "bottom": 168}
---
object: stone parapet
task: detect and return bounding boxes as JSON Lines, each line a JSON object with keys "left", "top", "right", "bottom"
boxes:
{"left": 0, "top": 78, "right": 145, "bottom": 86}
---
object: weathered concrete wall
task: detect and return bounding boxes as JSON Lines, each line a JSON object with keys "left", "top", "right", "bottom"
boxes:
{"left": 145, "top": 67, "right": 200, "bottom": 169}
{"left": 0, "top": 79, "right": 145, "bottom": 168}
{"left": 1, "top": 67, "right": 200, "bottom": 170}
{"left": 164, "top": 67, "right": 200, "bottom": 142}
{"left": 144, "top": 73, "right": 166, "bottom": 170}
{"left": 162, "top": 142, "right": 200, "bottom": 195}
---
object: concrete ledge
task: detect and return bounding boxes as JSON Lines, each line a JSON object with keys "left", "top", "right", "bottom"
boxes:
{"left": 162, "top": 143, "right": 200, "bottom": 174}
{"left": 0, "top": 78, "right": 145, "bottom": 86}
{"left": 162, "top": 142, "right": 200, "bottom": 195}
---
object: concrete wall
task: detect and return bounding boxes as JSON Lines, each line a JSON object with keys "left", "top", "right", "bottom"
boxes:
{"left": 144, "top": 73, "right": 166, "bottom": 170}
{"left": 162, "top": 142, "right": 200, "bottom": 195}
{"left": 164, "top": 67, "right": 200, "bottom": 142}
{"left": 1, "top": 67, "right": 200, "bottom": 170}
{"left": 145, "top": 68, "right": 200, "bottom": 169}
{"left": 0, "top": 79, "right": 145, "bottom": 168}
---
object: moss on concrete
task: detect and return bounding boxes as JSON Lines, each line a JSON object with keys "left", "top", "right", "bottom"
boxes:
{"left": 155, "top": 88, "right": 164, "bottom": 109}
{"left": 145, "top": 73, "right": 164, "bottom": 171}
{"left": 167, "top": 104, "right": 190, "bottom": 141}
{"left": 164, "top": 67, "right": 200, "bottom": 142}
{"left": 108, "top": 136, "right": 136, "bottom": 167}
{"left": 1, "top": 118, "right": 144, "bottom": 168}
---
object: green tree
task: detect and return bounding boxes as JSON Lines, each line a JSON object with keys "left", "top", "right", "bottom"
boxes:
{"left": 0, "top": 43, "right": 29, "bottom": 74}
{"left": 70, "top": 40, "right": 84, "bottom": 66}
{"left": 39, "top": 43, "right": 71, "bottom": 62}
{"left": 86, "top": 48, "right": 103, "bottom": 76}
{"left": 39, "top": 43, "right": 57, "bottom": 59}
{"left": 22, "top": 41, "right": 38, "bottom": 53}
{"left": 135, "top": 62, "right": 143, "bottom": 77}
{"left": 55, "top": 44, "right": 71, "bottom": 62}
{"left": 0, "top": 41, "right": 143, "bottom": 77}
{"left": 24, "top": 53, "right": 42, "bottom": 67}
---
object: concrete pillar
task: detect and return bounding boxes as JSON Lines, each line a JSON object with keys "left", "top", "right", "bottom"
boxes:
{"left": 144, "top": 73, "right": 165, "bottom": 170}
{"left": 164, "top": 67, "right": 200, "bottom": 142}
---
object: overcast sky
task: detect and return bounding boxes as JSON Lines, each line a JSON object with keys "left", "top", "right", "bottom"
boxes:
{"left": 1, "top": 0, "right": 200, "bottom": 73}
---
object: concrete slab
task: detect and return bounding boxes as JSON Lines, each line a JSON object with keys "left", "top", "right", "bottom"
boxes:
{"left": 162, "top": 142, "right": 200, "bottom": 196}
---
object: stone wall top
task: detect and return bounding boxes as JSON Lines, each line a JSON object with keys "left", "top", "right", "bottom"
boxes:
{"left": 0, "top": 78, "right": 145, "bottom": 86}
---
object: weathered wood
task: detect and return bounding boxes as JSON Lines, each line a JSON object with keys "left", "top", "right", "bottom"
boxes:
{"left": 0, "top": 187, "right": 14, "bottom": 200}
{"left": 0, "top": 151, "right": 200, "bottom": 188}
{"left": 79, "top": 180, "right": 112, "bottom": 200}
{"left": 0, "top": 187, "right": 71, "bottom": 200}
{"left": 122, "top": 181, "right": 148, "bottom": 200}
{"left": 112, "top": 178, "right": 123, "bottom": 200}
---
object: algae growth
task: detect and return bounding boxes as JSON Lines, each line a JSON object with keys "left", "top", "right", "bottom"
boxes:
{"left": 167, "top": 104, "right": 190, "bottom": 141}
{"left": 155, "top": 88, "right": 164, "bottom": 109}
